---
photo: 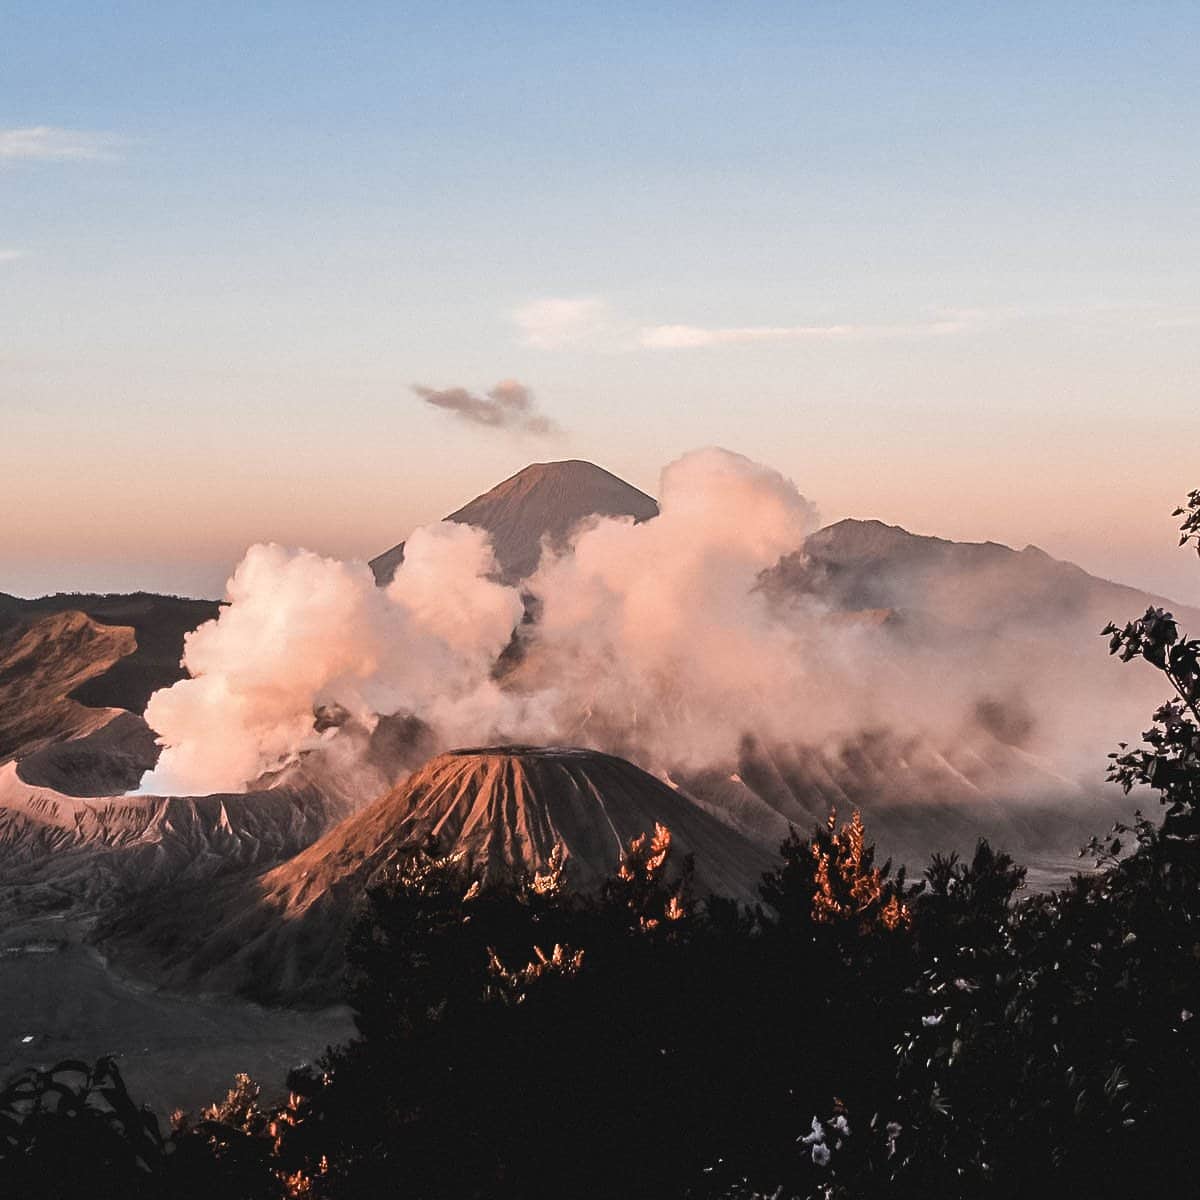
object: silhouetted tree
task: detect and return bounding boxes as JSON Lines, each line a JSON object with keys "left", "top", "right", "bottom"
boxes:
{"left": 0, "top": 1058, "right": 166, "bottom": 1200}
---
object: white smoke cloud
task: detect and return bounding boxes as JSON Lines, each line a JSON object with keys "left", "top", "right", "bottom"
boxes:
{"left": 141, "top": 448, "right": 823, "bottom": 793}
{"left": 141, "top": 524, "right": 524, "bottom": 795}
{"left": 515, "top": 449, "right": 825, "bottom": 764}
{"left": 138, "top": 447, "right": 1171, "bottom": 807}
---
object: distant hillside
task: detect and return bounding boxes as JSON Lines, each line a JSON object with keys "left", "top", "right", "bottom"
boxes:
{"left": 2, "top": 592, "right": 220, "bottom": 713}
{"left": 0, "top": 611, "right": 134, "bottom": 764}
{"left": 0, "top": 591, "right": 220, "bottom": 794}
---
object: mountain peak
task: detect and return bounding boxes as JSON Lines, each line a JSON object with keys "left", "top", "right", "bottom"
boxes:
{"left": 454, "top": 459, "right": 642, "bottom": 508}
{"left": 496, "top": 458, "right": 614, "bottom": 479}
{"left": 371, "top": 460, "right": 658, "bottom": 584}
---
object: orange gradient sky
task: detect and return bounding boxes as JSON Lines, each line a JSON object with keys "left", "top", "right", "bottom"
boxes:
{"left": 4, "top": 5, "right": 1198, "bottom": 603}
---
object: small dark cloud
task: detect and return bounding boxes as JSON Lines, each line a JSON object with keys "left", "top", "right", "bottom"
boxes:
{"left": 414, "top": 379, "right": 560, "bottom": 436}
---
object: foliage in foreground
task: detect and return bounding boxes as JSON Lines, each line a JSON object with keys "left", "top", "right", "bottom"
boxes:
{"left": 2, "top": 491, "right": 1198, "bottom": 1199}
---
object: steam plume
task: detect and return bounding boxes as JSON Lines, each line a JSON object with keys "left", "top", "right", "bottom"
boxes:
{"left": 141, "top": 524, "right": 523, "bottom": 794}
{"left": 139, "top": 447, "right": 1164, "bottom": 800}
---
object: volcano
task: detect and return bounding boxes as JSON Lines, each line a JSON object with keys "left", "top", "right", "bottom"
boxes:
{"left": 264, "top": 745, "right": 771, "bottom": 903}
{"left": 105, "top": 746, "right": 773, "bottom": 1004}
{"left": 369, "top": 459, "right": 659, "bottom": 584}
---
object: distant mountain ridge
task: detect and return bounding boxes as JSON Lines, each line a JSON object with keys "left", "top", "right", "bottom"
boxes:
{"left": 782, "top": 517, "right": 1200, "bottom": 633}
{"left": 370, "top": 459, "right": 659, "bottom": 584}
{"left": 0, "top": 611, "right": 134, "bottom": 765}
{"left": 0, "top": 592, "right": 219, "bottom": 716}
{"left": 0, "top": 592, "right": 221, "bottom": 796}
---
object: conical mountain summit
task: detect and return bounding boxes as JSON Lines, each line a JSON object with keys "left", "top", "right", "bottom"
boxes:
{"left": 369, "top": 460, "right": 659, "bottom": 584}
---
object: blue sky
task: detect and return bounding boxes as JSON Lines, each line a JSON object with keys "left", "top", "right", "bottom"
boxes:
{"left": 3, "top": 2, "right": 1198, "bottom": 601}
